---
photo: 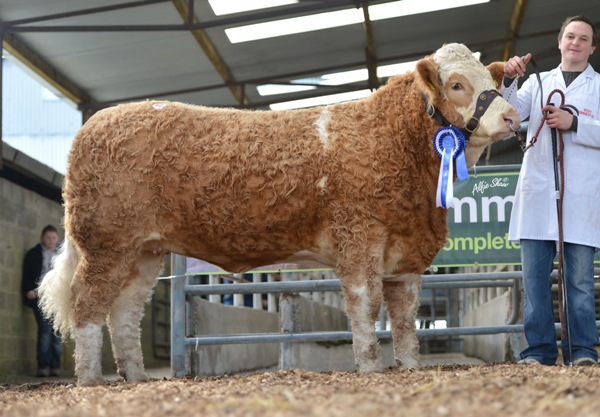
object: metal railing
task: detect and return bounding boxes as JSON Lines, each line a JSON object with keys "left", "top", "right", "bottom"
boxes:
{"left": 170, "top": 255, "right": 528, "bottom": 377}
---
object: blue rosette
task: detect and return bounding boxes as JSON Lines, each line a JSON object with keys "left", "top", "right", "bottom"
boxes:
{"left": 433, "top": 126, "right": 469, "bottom": 208}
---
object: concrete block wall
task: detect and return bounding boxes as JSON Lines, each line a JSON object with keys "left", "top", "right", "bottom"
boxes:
{"left": 281, "top": 294, "right": 396, "bottom": 372}
{"left": 191, "top": 298, "right": 281, "bottom": 376}
{"left": 0, "top": 177, "right": 64, "bottom": 375}
{"left": 462, "top": 266, "right": 526, "bottom": 363}
{"left": 296, "top": 294, "right": 349, "bottom": 332}
{"left": 463, "top": 291, "right": 513, "bottom": 362}
{"left": 0, "top": 175, "right": 170, "bottom": 376}
{"left": 190, "top": 294, "right": 353, "bottom": 376}
{"left": 100, "top": 300, "right": 170, "bottom": 374}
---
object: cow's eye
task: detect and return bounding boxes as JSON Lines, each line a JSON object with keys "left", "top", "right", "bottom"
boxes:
{"left": 451, "top": 83, "right": 463, "bottom": 90}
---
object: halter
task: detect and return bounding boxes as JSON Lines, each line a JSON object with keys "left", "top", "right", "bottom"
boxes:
{"left": 423, "top": 89, "right": 501, "bottom": 138}
{"left": 425, "top": 88, "right": 501, "bottom": 209}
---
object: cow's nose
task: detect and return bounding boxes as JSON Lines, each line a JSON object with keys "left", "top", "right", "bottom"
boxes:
{"left": 505, "top": 114, "right": 521, "bottom": 132}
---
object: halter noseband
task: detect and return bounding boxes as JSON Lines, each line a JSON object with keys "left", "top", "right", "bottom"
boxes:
{"left": 424, "top": 89, "right": 501, "bottom": 140}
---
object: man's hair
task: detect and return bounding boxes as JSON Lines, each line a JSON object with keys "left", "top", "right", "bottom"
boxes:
{"left": 41, "top": 224, "right": 58, "bottom": 237}
{"left": 558, "top": 15, "right": 597, "bottom": 47}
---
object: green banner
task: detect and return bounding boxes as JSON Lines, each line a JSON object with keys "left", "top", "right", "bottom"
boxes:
{"left": 432, "top": 170, "right": 521, "bottom": 267}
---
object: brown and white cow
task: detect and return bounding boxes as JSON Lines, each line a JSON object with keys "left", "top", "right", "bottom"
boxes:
{"left": 39, "top": 43, "right": 519, "bottom": 386}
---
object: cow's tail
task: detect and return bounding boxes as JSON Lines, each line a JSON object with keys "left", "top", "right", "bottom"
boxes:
{"left": 38, "top": 234, "right": 80, "bottom": 338}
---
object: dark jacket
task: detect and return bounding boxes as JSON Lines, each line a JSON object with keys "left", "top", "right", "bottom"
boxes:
{"left": 22, "top": 243, "right": 44, "bottom": 308}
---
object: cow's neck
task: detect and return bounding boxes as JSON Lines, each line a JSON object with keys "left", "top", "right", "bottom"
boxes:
{"left": 465, "top": 143, "right": 487, "bottom": 168}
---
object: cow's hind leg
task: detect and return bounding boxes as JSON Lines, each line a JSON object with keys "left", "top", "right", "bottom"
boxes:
{"left": 71, "top": 256, "right": 123, "bottom": 387}
{"left": 339, "top": 259, "right": 385, "bottom": 373}
{"left": 383, "top": 274, "right": 421, "bottom": 368}
{"left": 107, "top": 249, "right": 163, "bottom": 382}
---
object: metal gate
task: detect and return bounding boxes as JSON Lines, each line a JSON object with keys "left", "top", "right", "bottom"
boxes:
{"left": 169, "top": 254, "right": 534, "bottom": 377}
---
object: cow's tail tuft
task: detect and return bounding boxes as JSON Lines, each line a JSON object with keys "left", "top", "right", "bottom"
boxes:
{"left": 38, "top": 234, "right": 80, "bottom": 338}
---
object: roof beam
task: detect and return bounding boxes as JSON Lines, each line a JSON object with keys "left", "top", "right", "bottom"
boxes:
{"left": 2, "top": 0, "right": 171, "bottom": 26}
{"left": 502, "top": 0, "right": 528, "bottom": 61}
{"left": 170, "top": 0, "right": 246, "bottom": 105}
{"left": 361, "top": 3, "right": 380, "bottom": 91}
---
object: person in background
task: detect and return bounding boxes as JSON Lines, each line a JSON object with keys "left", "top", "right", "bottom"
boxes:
{"left": 22, "top": 224, "right": 63, "bottom": 376}
{"left": 502, "top": 15, "right": 600, "bottom": 366}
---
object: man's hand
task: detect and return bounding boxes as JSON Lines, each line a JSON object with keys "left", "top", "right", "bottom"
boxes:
{"left": 505, "top": 53, "right": 532, "bottom": 79}
{"left": 543, "top": 105, "right": 574, "bottom": 131}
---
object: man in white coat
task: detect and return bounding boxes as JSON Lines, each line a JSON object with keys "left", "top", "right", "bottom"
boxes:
{"left": 502, "top": 15, "right": 600, "bottom": 366}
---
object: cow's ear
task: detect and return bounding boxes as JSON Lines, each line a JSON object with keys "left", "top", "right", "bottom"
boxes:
{"left": 486, "top": 61, "right": 505, "bottom": 90}
{"left": 415, "top": 57, "right": 441, "bottom": 103}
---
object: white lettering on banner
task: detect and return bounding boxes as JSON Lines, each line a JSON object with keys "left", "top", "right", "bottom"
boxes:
{"left": 453, "top": 197, "right": 477, "bottom": 223}
{"left": 471, "top": 177, "right": 510, "bottom": 195}
{"left": 481, "top": 196, "right": 514, "bottom": 222}
{"left": 451, "top": 195, "right": 514, "bottom": 224}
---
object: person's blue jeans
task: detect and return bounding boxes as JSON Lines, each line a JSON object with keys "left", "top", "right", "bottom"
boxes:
{"left": 32, "top": 303, "right": 62, "bottom": 370}
{"left": 520, "top": 239, "right": 598, "bottom": 365}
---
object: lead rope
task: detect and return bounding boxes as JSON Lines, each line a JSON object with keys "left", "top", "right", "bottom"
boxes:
{"left": 526, "top": 87, "right": 577, "bottom": 363}
{"left": 553, "top": 91, "right": 568, "bottom": 347}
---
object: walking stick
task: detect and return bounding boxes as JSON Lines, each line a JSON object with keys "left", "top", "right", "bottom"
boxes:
{"left": 550, "top": 105, "right": 573, "bottom": 366}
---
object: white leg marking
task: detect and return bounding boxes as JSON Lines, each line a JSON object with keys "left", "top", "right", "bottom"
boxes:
{"left": 108, "top": 256, "right": 161, "bottom": 382}
{"left": 389, "top": 275, "right": 421, "bottom": 368}
{"left": 350, "top": 285, "right": 383, "bottom": 373}
{"left": 74, "top": 322, "right": 105, "bottom": 387}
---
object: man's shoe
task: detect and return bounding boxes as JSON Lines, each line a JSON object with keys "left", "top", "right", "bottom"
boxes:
{"left": 517, "top": 357, "right": 541, "bottom": 365}
{"left": 573, "top": 357, "right": 597, "bottom": 366}
{"left": 36, "top": 367, "right": 50, "bottom": 377}
{"left": 50, "top": 368, "right": 61, "bottom": 377}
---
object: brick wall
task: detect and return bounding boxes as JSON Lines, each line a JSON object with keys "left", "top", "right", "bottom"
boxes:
{"left": 0, "top": 177, "right": 64, "bottom": 375}
{"left": 0, "top": 176, "right": 170, "bottom": 377}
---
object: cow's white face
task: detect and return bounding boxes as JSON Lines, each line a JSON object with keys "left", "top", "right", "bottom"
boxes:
{"left": 423, "top": 43, "right": 520, "bottom": 167}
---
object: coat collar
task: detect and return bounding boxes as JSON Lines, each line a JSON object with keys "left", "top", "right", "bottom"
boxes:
{"left": 549, "top": 63, "right": 596, "bottom": 90}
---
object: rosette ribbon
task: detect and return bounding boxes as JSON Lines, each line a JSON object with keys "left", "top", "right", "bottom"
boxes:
{"left": 433, "top": 126, "right": 469, "bottom": 208}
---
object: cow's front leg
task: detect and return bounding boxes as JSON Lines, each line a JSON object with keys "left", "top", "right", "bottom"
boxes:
{"left": 383, "top": 274, "right": 421, "bottom": 368}
{"left": 340, "top": 271, "right": 384, "bottom": 373}
{"left": 74, "top": 322, "right": 105, "bottom": 386}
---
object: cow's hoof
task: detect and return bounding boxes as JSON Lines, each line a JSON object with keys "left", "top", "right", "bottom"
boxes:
{"left": 396, "top": 357, "right": 421, "bottom": 369}
{"left": 125, "top": 371, "right": 149, "bottom": 382}
{"left": 77, "top": 376, "right": 106, "bottom": 387}
{"left": 357, "top": 361, "right": 384, "bottom": 373}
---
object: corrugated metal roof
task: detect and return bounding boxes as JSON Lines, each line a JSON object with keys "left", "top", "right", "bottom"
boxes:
{"left": 2, "top": 0, "right": 599, "bottom": 110}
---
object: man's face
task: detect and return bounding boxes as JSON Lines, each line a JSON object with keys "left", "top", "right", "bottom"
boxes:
{"left": 41, "top": 231, "right": 59, "bottom": 251}
{"left": 558, "top": 21, "right": 597, "bottom": 68}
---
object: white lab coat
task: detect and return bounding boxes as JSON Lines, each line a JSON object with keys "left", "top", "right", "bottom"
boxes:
{"left": 502, "top": 64, "right": 600, "bottom": 248}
